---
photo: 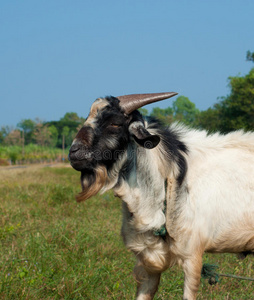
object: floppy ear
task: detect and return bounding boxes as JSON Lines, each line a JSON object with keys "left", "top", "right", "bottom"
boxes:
{"left": 128, "top": 121, "right": 160, "bottom": 149}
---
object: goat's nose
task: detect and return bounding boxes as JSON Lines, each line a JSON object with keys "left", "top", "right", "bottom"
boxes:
{"left": 69, "top": 143, "right": 83, "bottom": 162}
{"left": 69, "top": 143, "right": 80, "bottom": 154}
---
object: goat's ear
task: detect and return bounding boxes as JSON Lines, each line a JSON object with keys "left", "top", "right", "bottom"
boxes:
{"left": 128, "top": 122, "right": 160, "bottom": 149}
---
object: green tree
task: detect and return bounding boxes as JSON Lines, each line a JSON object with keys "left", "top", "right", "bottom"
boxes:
{"left": 33, "top": 124, "right": 52, "bottom": 147}
{"left": 219, "top": 68, "right": 254, "bottom": 132}
{"left": 195, "top": 104, "right": 222, "bottom": 132}
{"left": 172, "top": 96, "right": 200, "bottom": 126}
{"left": 47, "top": 112, "right": 84, "bottom": 148}
{"left": 1, "top": 126, "right": 13, "bottom": 143}
{"left": 0, "top": 126, "right": 11, "bottom": 144}
{"left": 195, "top": 52, "right": 254, "bottom": 132}
{"left": 61, "top": 112, "right": 80, "bottom": 122}
{"left": 138, "top": 108, "right": 149, "bottom": 117}
{"left": 150, "top": 107, "right": 173, "bottom": 125}
{"left": 17, "top": 119, "right": 36, "bottom": 144}
{"left": 196, "top": 65, "right": 254, "bottom": 133}
{"left": 48, "top": 125, "right": 58, "bottom": 147}
{"left": 66, "top": 130, "right": 77, "bottom": 147}
{"left": 0, "top": 131, "right": 3, "bottom": 144}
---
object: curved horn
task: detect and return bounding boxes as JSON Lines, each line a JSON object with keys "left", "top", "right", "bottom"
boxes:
{"left": 117, "top": 92, "right": 178, "bottom": 114}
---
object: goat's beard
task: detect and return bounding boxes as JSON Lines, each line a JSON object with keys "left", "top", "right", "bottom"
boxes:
{"left": 76, "top": 165, "right": 108, "bottom": 202}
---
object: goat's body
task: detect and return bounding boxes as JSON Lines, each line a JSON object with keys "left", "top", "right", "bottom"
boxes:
{"left": 113, "top": 125, "right": 254, "bottom": 299}
{"left": 69, "top": 95, "right": 254, "bottom": 300}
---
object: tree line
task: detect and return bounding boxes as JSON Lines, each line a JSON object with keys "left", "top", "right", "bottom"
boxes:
{"left": 0, "top": 113, "right": 85, "bottom": 149}
{"left": 1, "top": 52, "right": 253, "bottom": 150}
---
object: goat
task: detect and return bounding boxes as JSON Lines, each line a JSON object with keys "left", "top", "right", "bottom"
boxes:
{"left": 69, "top": 93, "right": 254, "bottom": 300}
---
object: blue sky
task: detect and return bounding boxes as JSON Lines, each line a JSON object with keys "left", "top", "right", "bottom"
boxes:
{"left": 1, "top": 0, "right": 254, "bottom": 127}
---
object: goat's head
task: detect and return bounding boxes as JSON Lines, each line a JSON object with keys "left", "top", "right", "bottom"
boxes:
{"left": 69, "top": 93, "right": 177, "bottom": 201}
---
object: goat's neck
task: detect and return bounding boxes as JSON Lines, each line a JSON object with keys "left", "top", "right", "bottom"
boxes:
{"left": 114, "top": 144, "right": 167, "bottom": 232}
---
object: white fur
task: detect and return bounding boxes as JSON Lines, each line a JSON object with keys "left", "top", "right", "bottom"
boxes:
{"left": 110, "top": 125, "right": 254, "bottom": 300}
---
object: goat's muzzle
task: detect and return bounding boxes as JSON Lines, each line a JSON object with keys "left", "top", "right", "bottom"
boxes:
{"left": 69, "top": 125, "right": 95, "bottom": 171}
{"left": 68, "top": 142, "right": 94, "bottom": 171}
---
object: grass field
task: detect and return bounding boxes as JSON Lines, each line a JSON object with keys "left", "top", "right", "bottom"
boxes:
{"left": 0, "top": 165, "right": 253, "bottom": 299}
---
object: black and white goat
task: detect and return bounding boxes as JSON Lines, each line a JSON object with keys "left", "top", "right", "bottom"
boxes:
{"left": 69, "top": 93, "right": 254, "bottom": 300}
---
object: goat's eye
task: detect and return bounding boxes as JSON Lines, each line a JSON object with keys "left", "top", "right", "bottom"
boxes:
{"left": 109, "top": 123, "right": 122, "bottom": 128}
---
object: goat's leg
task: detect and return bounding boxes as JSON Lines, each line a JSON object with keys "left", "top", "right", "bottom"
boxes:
{"left": 182, "top": 254, "right": 203, "bottom": 300}
{"left": 134, "top": 262, "right": 161, "bottom": 300}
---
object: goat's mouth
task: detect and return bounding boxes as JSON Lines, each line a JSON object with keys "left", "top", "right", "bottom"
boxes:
{"left": 69, "top": 161, "right": 83, "bottom": 171}
{"left": 69, "top": 159, "right": 95, "bottom": 172}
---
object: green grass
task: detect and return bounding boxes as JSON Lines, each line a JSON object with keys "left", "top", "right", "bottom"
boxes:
{"left": 0, "top": 166, "right": 253, "bottom": 299}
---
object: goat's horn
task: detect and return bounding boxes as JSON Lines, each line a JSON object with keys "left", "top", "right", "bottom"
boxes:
{"left": 116, "top": 92, "right": 178, "bottom": 114}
